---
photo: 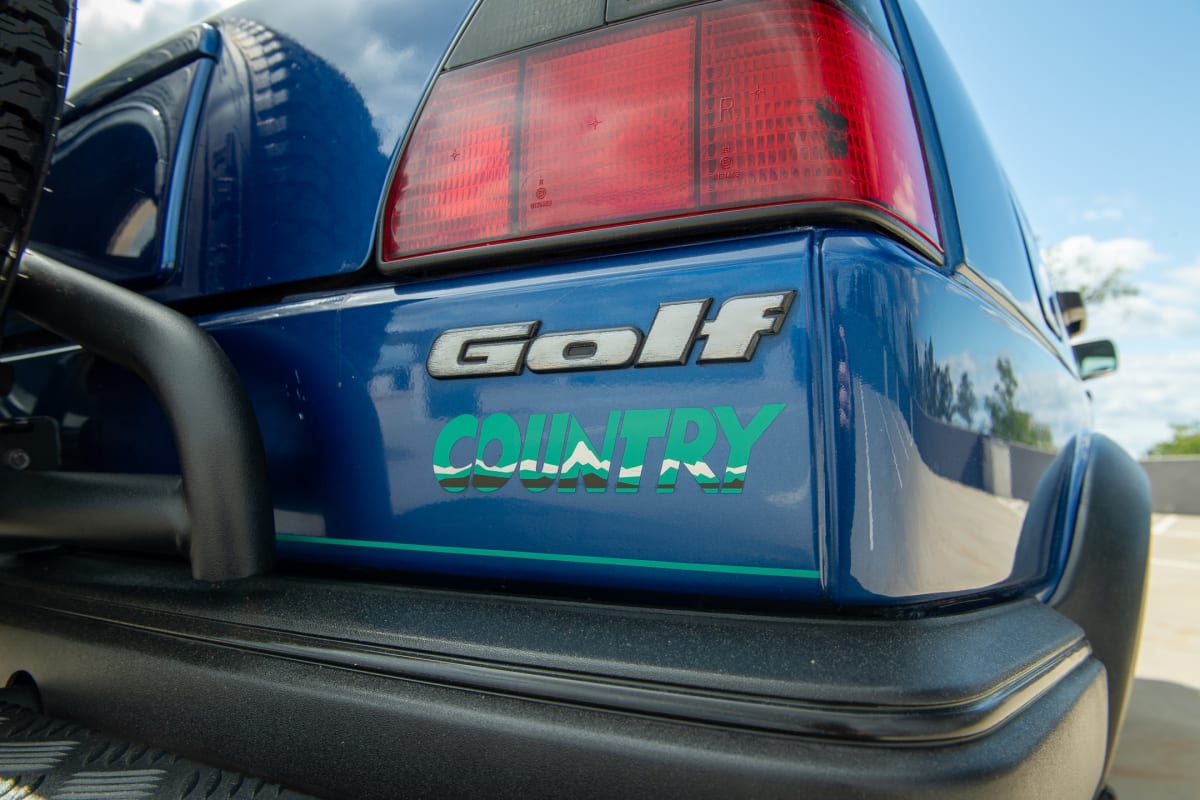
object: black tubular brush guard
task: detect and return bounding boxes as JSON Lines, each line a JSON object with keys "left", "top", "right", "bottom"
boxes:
{"left": 0, "top": 250, "right": 274, "bottom": 581}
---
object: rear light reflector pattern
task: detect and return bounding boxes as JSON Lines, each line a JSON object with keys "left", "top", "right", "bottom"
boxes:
{"left": 390, "top": 61, "right": 519, "bottom": 256}
{"left": 384, "top": 0, "right": 937, "bottom": 263}
{"left": 520, "top": 17, "right": 696, "bottom": 232}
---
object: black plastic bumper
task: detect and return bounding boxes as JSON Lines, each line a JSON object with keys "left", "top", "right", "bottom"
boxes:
{"left": 0, "top": 553, "right": 1106, "bottom": 799}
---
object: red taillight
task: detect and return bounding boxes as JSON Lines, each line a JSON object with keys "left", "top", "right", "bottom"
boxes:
{"left": 520, "top": 17, "right": 696, "bottom": 233}
{"left": 384, "top": 0, "right": 937, "bottom": 263}
{"left": 389, "top": 60, "right": 519, "bottom": 256}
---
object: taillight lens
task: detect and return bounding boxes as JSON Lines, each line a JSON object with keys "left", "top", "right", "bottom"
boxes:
{"left": 384, "top": 0, "right": 937, "bottom": 263}
{"left": 393, "top": 60, "right": 520, "bottom": 256}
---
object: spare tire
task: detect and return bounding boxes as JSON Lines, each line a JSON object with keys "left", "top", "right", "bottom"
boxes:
{"left": 0, "top": 0, "right": 73, "bottom": 320}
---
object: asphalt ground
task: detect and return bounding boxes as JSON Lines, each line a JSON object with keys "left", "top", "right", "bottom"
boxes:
{"left": 1108, "top": 513, "right": 1200, "bottom": 799}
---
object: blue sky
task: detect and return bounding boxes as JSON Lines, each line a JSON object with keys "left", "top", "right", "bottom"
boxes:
{"left": 923, "top": 0, "right": 1198, "bottom": 254}
{"left": 73, "top": 0, "right": 1200, "bottom": 455}
{"left": 922, "top": 0, "right": 1200, "bottom": 456}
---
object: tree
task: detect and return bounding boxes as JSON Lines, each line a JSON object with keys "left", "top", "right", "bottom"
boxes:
{"left": 954, "top": 372, "right": 976, "bottom": 427}
{"left": 914, "top": 340, "right": 956, "bottom": 423}
{"left": 984, "top": 357, "right": 1053, "bottom": 450}
{"left": 1041, "top": 239, "right": 1141, "bottom": 305}
{"left": 1148, "top": 422, "right": 1200, "bottom": 456}
{"left": 1070, "top": 267, "right": 1141, "bottom": 305}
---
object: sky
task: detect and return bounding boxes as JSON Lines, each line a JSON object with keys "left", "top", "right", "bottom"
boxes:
{"left": 920, "top": 0, "right": 1200, "bottom": 457}
{"left": 70, "top": 0, "right": 1200, "bottom": 457}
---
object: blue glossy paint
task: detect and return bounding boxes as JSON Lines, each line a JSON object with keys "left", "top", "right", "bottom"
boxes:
{"left": 30, "top": 59, "right": 212, "bottom": 286}
{"left": 8, "top": 227, "right": 1092, "bottom": 603}
{"left": 153, "top": 0, "right": 475, "bottom": 301}
{"left": 820, "top": 232, "right": 1091, "bottom": 603}
{"left": 161, "top": 55, "right": 217, "bottom": 282}
{"left": 229, "top": 237, "right": 820, "bottom": 597}
{"left": 14, "top": 233, "right": 826, "bottom": 600}
{"left": 1041, "top": 430, "right": 1092, "bottom": 601}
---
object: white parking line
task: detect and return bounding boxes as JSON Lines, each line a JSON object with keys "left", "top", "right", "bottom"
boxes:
{"left": 858, "top": 380, "right": 874, "bottom": 552}
{"left": 1158, "top": 531, "right": 1200, "bottom": 541}
{"left": 873, "top": 394, "right": 903, "bottom": 488}
{"left": 1151, "top": 557, "right": 1200, "bottom": 571}
{"left": 1153, "top": 515, "right": 1178, "bottom": 535}
{"left": 885, "top": 400, "right": 913, "bottom": 464}
{"left": 1152, "top": 515, "right": 1200, "bottom": 540}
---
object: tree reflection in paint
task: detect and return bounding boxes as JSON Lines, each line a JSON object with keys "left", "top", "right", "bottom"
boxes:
{"left": 985, "top": 357, "right": 1053, "bottom": 450}
{"left": 911, "top": 340, "right": 978, "bottom": 429}
{"left": 911, "top": 342, "right": 1052, "bottom": 450}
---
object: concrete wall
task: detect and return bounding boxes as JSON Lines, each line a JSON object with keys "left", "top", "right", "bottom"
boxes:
{"left": 900, "top": 411, "right": 1197, "bottom": 513}
{"left": 912, "top": 411, "right": 1055, "bottom": 502}
{"left": 1009, "top": 443, "right": 1057, "bottom": 502}
{"left": 912, "top": 411, "right": 984, "bottom": 487}
{"left": 1139, "top": 458, "right": 1200, "bottom": 514}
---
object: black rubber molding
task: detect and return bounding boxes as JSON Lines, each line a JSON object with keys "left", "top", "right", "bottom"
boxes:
{"left": 6, "top": 249, "right": 274, "bottom": 580}
{"left": 1050, "top": 433, "right": 1151, "bottom": 782}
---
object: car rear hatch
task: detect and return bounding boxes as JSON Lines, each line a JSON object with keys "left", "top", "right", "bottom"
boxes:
{"left": 266, "top": 0, "right": 939, "bottom": 600}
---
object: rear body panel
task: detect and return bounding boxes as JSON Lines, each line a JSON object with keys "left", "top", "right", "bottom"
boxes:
{"left": 213, "top": 232, "right": 824, "bottom": 599}
{"left": 7, "top": 226, "right": 1089, "bottom": 604}
{"left": 822, "top": 232, "right": 1090, "bottom": 601}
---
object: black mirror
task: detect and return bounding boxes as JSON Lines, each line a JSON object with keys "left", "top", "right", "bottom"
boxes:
{"left": 1073, "top": 339, "right": 1117, "bottom": 381}
{"left": 1056, "top": 291, "right": 1087, "bottom": 337}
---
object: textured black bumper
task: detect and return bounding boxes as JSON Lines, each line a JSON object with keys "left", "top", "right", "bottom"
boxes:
{"left": 0, "top": 554, "right": 1106, "bottom": 799}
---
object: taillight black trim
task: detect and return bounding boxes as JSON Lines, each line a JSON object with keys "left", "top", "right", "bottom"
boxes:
{"left": 447, "top": 0, "right": 897, "bottom": 68}
{"left": 447, "top": 0, "right": 606, "bottom": 69}
{"left": 379, "top": 201, "right": 942, "bottom": 276}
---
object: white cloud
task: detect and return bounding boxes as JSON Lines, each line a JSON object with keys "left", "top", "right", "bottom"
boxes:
{"left": 1077, "top": 193, "right": 1135, "bottom": 224}
{"left": 1041, "top": 237, "right": 1200, "bottom": 340}
{"left": 1041, "top": 235, "right": 1161, "bottom": 291}
{"left": 942, "top": 350, "right": 978, "bottom": 381}
{"left": 1087, "top": 293, "right": 1200, "bottom": 340}
{"left": 71, "top": 0, "right": 241, "bottom": 89}
{"left": 70, "top": 0, "right": 419, "bottom": 146}
{"left": 1088, "top": 349, "right": 1200, "bottom": 457}
{"left": 1150, "top": 259, "right": 1200, "bottom": 306}
{"left": 216, "top": 0, "right": 437, "bottom": 146}
{"left": 1038, "top": 237, "right": 1200, "bottom": 455}
{"left": 78, "top": 0, "right": 205, "bottom": 33}
{"left": 344, "top": 40, "right": 422, "bottom": 144}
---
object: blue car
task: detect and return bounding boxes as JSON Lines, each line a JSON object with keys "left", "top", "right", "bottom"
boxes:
{"left": 0, "top": 0, "right": 1149, "bottom": 796}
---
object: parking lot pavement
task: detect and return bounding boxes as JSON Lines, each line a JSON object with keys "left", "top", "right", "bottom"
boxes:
{"left": 1108, "top": 514, "right": 1200, "bottom": 800}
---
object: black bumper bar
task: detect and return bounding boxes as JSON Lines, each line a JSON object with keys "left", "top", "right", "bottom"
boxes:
{"left": 0, "top": 555, "right": 1106, "bottom": 799}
